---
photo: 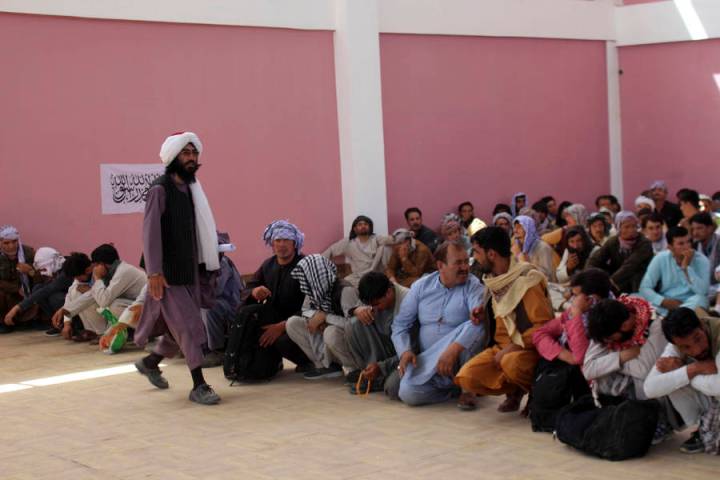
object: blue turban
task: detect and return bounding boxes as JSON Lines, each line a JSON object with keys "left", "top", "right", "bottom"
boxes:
{"left": 262, "top": 220, "right": 305, "bottom": 252}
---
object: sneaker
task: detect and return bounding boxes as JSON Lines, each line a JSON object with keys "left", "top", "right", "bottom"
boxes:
{"left": 294, "top": 363, "right": 314, "bottom": 374}
{"left": 303, "top": 364, "right": 343, "bottom": 380}
{"left": 189, "top": 384, "right": 221, "bottom": 405}
{"left": 0, "top": 324, "right": 15, "bottom": 335}
{"left": 134, "top": 359, "right": 169, "bottom": 389}
{"left": 680, "top": 430, "right": 704, "bottom": 454}
{"left": 44, "top": 327, "right": 61, "bottom": 337}
{"left": 651, "top": 421, "right": 674, "bottom": 446}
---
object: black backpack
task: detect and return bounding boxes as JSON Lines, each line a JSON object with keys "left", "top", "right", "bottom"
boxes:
{"left": 223, "top": 304, "right": 283, "bottom": 382}
{"left": 555, "top": 394, "right": 658, "bottom": 461}
{"left": 529, "top": 359, "right": 590, "bottom": 433}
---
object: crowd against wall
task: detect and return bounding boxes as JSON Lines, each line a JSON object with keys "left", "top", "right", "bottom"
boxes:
{"left": 2, "top": 132, "right": 720, "bottom": 459}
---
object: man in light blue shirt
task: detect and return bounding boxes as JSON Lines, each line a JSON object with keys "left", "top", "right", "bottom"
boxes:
{"left": 640, "top": 226, "right": 710, "bottom": 317}
{"left": 392, "top": 240, "right": 485, "bottom": 406}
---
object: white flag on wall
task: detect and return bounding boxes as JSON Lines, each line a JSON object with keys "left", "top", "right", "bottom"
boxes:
{"left": 100, "top": 164, "right": 164, "bottom": 215}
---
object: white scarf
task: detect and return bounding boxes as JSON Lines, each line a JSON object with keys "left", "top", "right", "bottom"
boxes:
{"left": 159, "top": 132, "right": 219, "bottom": 271}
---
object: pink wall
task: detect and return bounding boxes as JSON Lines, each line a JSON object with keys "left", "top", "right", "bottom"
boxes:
{"left": 0, "top": 13, "right": 342, "bottom": 273}
{"left": 380, "top": 34, "right": 610, "bottom": 231}
{"left": 622, "top": 0, "right": 668, "bottom": 5}
{"left": 619, "top": 39, "right": 720, "bottom": 202}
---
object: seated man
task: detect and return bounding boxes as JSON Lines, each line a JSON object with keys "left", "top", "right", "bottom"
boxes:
{"left": 346, "top": 271, "right": 410, "bottom": 395}
{"left": 405, "top": 207, "right": 440, "bottom": 253}
{"left": 587, "top": 212, "right": 611, "bottom": 247}
{"left": 3, "top": 247, "right": 72, "bottom": 336}
{"left": 0, "top": 225, "right": 40, "bottom": 333}
{"left": 458, "top": 201, "right": 486, "bottom": 237}
{"left": 540, "top": 195, "right": 559, "bottom": 225}
{"left": 651, "top": 180, "right": 683, "bottom": 228}
{"left": 392, "top": 240, "right": 484, "bottom": 407}
{"left": 231, "top": 220, "right": 312, "bottom": 377}
{"left": 635, "top": 195, "right": 655, "bottom": 214}
{"left": 492, "top": 212, "right": 513, "bottom": 236}
{"left": 596, "top": 194, "right": 622, "bottom": 216}
{"left": 52, "top": 245, "right": 147, "bottom": 341}
{"left": 644, "top": 308, "right": 720, "bottom": 454}
{"left": 640, "top": 226, "right": 710, "bottom": 317}
{"left": 52, "top": 253, "right": 104, "bottom": 339}
{"left": 439, "top": 214, "right": 471, "bottom": 251}
{"left": 642, "top": 212, "right": 667, "bottom": 254}
{"left": 535, "top": 268, "right": 611, "bottom": 368}
{"left": 588, "top": 211, "right": 654, "bottom": 294}
{"left": 690, "top": 212, "right": 720, "bottom": 311}
{"left": 529, "top": 269, "right": 611, "bottom": 429}
{"left": 456, "top": 227, "right": 554, "bottom": 413}
{"left": 511, "top": 192, "right": 528, "bottom": 217}
{"left": 678, "top": 189, "right": 702, "bottom": 229}
{"left": 201, "top": 233, "right": 243, "bottom": 367}
{"left": 555, "top": 226, "right": 597, "bottom": 284}
{"left": 511, "top": 215, "right": 556, "bottom": 282}
{"left": 531, "top": 200, "right": 555, "bottom": 236}
{"left": 286, "top": 254, "right": 361, "bottom": 379}
{"left": 385, "top": 229, "right": 435, "bottom": 288}
{"left": 584, "top": 297, "right": 675, "bottom": 442}
{"left": 323, "top": 215, "right": 393, "bottom": 287}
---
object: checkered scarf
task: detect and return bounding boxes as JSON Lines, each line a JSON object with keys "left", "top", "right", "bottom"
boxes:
{"left": 700, "top": 397, "right": 720, "bottom": 454}
{"left": 291, "top": 254, "right": 337, "bottom": 312}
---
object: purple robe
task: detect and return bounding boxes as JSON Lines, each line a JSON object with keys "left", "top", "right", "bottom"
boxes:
{"left": 134, "top": 181, "right": 212, "bottom": 370}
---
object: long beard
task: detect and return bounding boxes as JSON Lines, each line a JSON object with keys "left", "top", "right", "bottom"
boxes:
{"left": 166, "top": 159, "right": 200, "bottom": 183}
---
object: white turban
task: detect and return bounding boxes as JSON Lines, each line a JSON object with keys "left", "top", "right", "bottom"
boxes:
{"left": 33, "top": 247, "right": 65, "bottom": 276}
{"left": 0, "top": 225, "right": 30, "bottom": 293}
{"left": 157, "top": 132, "right": 219, "bottom": 271}
{"left": 634, "top": 195, "right": 655, "bottom": 210}
{"left": 0, "top": 225, "right": 19, "bottom": 240}
{"left": 159, "top": 131, "right": 203, "bottom": 166}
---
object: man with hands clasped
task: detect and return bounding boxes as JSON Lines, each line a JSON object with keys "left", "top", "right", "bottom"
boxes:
{"left": 640, "top": 226, "right": 710, "bottom": 317}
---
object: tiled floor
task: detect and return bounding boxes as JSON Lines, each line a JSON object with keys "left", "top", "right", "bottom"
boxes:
{"left": 0, "top": 330, "right": 717, "bottom": 479}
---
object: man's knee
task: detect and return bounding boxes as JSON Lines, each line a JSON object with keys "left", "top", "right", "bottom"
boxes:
{"left": 323, "top": 325, "right": 345, "bottom": 348}
{"left": 285, "top": 316, "right": 305, "bottom": 340}
{"left": 499, "top": 351, "right": 538, "bottom": 385}
{"left": 398, "top": 378, "right": 434, "bottom": 407}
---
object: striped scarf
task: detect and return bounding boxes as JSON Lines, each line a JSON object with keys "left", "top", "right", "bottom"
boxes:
{"left": 291, "top": 254, "right": 337, "bottom": 313}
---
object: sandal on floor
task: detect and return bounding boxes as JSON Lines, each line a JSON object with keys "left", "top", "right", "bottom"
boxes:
{"left": 457, "top": 392, "right": 478, "bottom": 411}
{"left": 497, "top": 391, "right": 523, "bottom": 413}
{"left": 72, "top": 330, "right": 98, "bottom": 343}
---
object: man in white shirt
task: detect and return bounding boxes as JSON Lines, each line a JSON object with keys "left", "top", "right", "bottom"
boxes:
{"left": 644, "top": 308, "right": 720, "bottom": 454}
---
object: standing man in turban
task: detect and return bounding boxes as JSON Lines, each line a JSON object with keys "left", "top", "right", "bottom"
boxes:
{"left": 323, "top": 215, "right": 393, "bottom": 287}
{"left": 224, "top": 220, "right": 312, "bottom": 381}
{"left": 133, "top": 132, "right": 222, "bottom": 405}
{"left": 0, "top": 226, "right": 39, "bottom": 334}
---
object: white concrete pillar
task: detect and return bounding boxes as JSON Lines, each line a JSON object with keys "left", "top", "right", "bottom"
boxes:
{"left": 333, "top": 0, "right": 389, "bottom": 234}
{"left": 606, "top": 40, "right": 624, "bottom": 206}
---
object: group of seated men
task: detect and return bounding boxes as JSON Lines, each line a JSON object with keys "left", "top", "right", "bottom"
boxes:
{"left": 2, "top": 179, "right": 720, "bottom": 456}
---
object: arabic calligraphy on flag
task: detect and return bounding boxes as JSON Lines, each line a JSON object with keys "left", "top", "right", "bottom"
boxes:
{"left": 100, "top": 164, "right": 164, "bottom": 215}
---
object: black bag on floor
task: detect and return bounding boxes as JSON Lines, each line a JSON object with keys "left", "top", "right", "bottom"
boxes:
{"left": 223, "top": 304, "right": 283, "bottom": 381}
{"left": 555, "top": 394, "right": 658, "bottom": 461}
{"left": 529, "top": 359, "right": 590, "bottom": 433}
